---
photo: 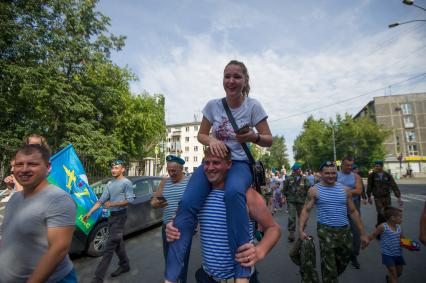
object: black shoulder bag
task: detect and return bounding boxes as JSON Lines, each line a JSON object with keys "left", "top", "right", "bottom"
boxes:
{"left": 221, "top": 98, "right": 266, "bottom": 193}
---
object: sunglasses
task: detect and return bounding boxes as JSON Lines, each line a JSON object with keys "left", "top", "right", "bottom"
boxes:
{"left": 111, "top": 160, "right": 125, "bottom": 166}
{"left": 319, "top": 160, "right": 334, "bottom": 170}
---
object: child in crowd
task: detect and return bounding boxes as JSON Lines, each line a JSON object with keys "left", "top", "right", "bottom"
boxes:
{"left": 272, "top": 181, "right": 283, "bottom": 214}
{"left": 368, "top": 206, "right": 405, "bottom": 283}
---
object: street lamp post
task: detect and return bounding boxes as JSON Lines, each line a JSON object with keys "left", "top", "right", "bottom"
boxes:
{"left": 402, "top": 0, "right": 426, "bottom": 12}
{"left": 389, "top": 1, "right": 426, "bottom": 28}
{"left": 389, "top": 20, "right": 426, "bottom": 28}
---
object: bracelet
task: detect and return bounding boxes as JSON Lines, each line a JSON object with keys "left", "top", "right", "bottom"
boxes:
{"left": 255, "top": 133, "right": 261, "bottom": 144}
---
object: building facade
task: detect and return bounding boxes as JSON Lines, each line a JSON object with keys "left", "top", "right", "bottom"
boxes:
{"left": 354, "top": 92, "right": 426, "bottom": 176}
{"left": 160, "top": 121, "right": 205, "bottom": 175}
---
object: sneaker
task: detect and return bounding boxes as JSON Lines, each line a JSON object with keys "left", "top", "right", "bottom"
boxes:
{"left": 351, "top": 256, "right": 360, "bottom": 269}
{"left": 111, "top": 266, "right": 130, "bottom": 277}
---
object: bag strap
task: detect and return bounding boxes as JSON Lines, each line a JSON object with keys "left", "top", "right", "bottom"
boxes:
{"left": 221, "top": 98, "right": 255, "bottom": 164}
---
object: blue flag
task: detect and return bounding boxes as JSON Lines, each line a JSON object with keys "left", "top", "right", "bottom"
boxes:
{"left": 48, "top": 144, "right": 101, "bottom": 235}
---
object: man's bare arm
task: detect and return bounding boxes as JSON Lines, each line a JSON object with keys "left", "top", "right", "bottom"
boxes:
{"left": 27, "top": 226, "right": 75, "bottom": 283}
{"left": 346, "top": 189, "right": 369, "bottom": 248}
{"left": 247, "top": 189, "right": 280, "bottom": 259}
{"left": 299, "top": 187, "right": 317, "bottom": 239}
{"left": 352, "top": 174, "right": 363, "bottom": 196}
{"left": 151, "top": 178, "right": 168, "bottom": 208}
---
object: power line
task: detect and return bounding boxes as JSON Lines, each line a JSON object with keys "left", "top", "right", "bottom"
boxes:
{"left": 269, "top": 72, "right": 426, "bottom": 123}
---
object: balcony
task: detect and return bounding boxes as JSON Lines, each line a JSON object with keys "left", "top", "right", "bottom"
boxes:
{"left": 171, "top": 130, "right": 182, "bottom": 137}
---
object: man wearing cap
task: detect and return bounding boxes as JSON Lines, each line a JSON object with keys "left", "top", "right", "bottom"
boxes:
{"left": 299, "top": 161, "right": 369, "bottom": 283}
{"left": 367, "top": 160, "right": 402, "bottom": 227}
{"left": 151, "top": 155, "right": 190, "bottom": 283}
{"left": 283, "top": 162, "right": 310, "bottom": 242}
{"left": 83, "top": 160, "right": 135, "bottom": 283}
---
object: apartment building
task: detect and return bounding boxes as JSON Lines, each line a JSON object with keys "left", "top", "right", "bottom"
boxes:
{"left": 160, "top": 121, "right": 204, "bottom": 175}
{"left": 354, "top": 92, "right": 426, "bottom": 175}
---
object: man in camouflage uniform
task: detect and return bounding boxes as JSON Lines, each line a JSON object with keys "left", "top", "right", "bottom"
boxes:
{"left": 283, "top": 163, "right": 310, "bottom": 242}
{"left": 367, "top": 160, "right": 402, "bottom": 227}
{"left": 299, "top": 161, "right": 369, "bottom": 283}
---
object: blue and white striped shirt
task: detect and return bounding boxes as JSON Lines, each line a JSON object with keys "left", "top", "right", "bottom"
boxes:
{"left": 162, "top": 177, "right": 188, "bottom": 224}
{"left": 316, "top": 183, "right": 349, "bottom": 227}
{"left": 381, "top": 223, "right": 402, "bottom": 256}
{"left": 199, "top": 189, "right": 254, "bottom": 280}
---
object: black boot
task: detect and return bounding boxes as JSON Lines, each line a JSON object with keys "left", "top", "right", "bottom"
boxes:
{"left": 351, "top": 255, "right": 360, "bottom": 269}
{"left": 111, "top": 266, "right": 130, "bottom": 277}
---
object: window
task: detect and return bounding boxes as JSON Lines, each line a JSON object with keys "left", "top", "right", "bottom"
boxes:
{"left": 401, "top": 103, "right": 412, "bottom": 115}
{"left": 134, "top": 180, "right": 151, "bottom": 197}
{"left": 185, "top": 157, "right": 189, "bottom": 162}
{"left": 405, "top": 131, "right": 416, "bottom": 142}
{"left": 194, "top": 156, "right": 198, "bottom": 162}
{"left": 194, "top": 146, "right": 198, "bottom": 152}
{"left": 185, "top": 126, "right": 190, "bottom": 132}
{"left": 193, "top": 167, "right": 198, "bottom": 172}
{"left": 167, "top": 128, "right": 171, "bottom": 133}
{"left": 184, "top": 166, "right": 188, "bottom": 172}
{"left": 404, "top": 116, "right": 414, "bottom": 128}
{"left": 408, "top": 144, "right": 418, "bottom": 156}
{"left": 185, "top": 146, "right": 189, "bottom": 152}
{"left": 151, "top": 179, "right": 162, "bottom": 192}
{"left": 185, "top": 137, "right": 190, "bottom": 142}
{"left": 194, "top": 125, "right": 198, "bottom": 131}
{"left": 167, "top": 138, "right": 171, "bottom": 142}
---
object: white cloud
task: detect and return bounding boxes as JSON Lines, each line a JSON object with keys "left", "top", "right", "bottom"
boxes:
{"left": 130, "top": 22, "right": 425, "bottom": 163}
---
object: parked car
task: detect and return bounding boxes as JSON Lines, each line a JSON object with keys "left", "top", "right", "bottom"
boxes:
{"left": 70, "top": 176, "right": 164, "bottom": 256}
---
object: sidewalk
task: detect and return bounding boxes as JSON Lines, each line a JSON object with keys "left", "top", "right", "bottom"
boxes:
{"left": 395, "top": 177, "right": 426, "bottom": 185}
{"left": 362, "top": 177, "right": 426, "bottom": 185}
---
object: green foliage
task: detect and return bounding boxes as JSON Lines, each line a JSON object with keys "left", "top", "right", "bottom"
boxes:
{"left": 293, "top": 114, "right": 390, "bottom": 171}
{"left": 0, "top": 0, "right": 165, "bottom": 170}
{"left": 259, "top": 135, "right": 290, "bottom": 171}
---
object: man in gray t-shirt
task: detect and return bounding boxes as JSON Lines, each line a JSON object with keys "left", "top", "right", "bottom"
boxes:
{"left": 83, "top": 159, "right": 135, "bottom": 282}
{"left": 0, "top": 144, "right": 77, "bottom": 283}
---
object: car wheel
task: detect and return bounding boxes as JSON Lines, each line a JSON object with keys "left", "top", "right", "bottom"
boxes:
{"left": 86, "top": 221, "right": 109, "bottom": 257}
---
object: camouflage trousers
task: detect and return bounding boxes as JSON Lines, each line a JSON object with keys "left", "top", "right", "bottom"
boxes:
{"left": 374, "top": 196, "right": 391, "bottom": 226}
{"left": 317, "top": 223, "right": 352, "bottom": 283}
{"left": 300, "top": 237, "right": 320, "bottom": 283}
{"left": 288, "top": 202, "right": 304, "bottom": 232}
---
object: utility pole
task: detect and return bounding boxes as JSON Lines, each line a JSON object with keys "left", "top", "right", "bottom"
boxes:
{"left": 332, "top": 126, "right": 337, "bottom": 162}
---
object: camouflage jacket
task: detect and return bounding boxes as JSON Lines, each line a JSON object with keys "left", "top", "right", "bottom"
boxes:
{"left": 283, "top": 174, "right": 310, "bottom": 203}
{"left": 367, "top": 171, "right": 401, "bottom": 198}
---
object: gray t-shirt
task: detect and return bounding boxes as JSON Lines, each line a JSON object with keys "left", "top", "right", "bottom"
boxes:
{"left": 0, "top": 184, "right": 76, "bottom": 283}
{"left": 99, "top": 178, "right": 135, "bottom": 212}
{"left": 202, "top": 97, "right": 268, "bottom": 160}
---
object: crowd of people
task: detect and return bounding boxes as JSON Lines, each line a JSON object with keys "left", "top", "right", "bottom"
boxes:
{"left": 1, "top": 60, "right": 426, "bottom": 283}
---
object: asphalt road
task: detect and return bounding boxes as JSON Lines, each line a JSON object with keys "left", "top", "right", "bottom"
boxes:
{"left": 71, "top": 182, "right": 426, "bottom": 283}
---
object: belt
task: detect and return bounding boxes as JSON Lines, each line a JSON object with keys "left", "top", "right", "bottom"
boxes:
{"left": 110, "top": 209, "right": 127, "bottom": 216}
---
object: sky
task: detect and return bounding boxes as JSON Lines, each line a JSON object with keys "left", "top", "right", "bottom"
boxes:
{"left": 96, "top": 0, "right": 426, "bottom": 163}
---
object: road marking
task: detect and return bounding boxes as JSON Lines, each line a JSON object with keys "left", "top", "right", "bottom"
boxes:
{"left": 402, "top": 194, "right": 426, "bottom": 202}
{"left": 391, "top": 196, "right": 411, "bottom": 203}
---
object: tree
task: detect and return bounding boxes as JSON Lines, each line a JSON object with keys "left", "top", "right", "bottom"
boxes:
{"left": 0, "top": 0, "right": 165, "bottom": 171}
{"left": 293, "top": 114, "right": 390, "bottom": 171}
{"left": 260, "top": 135, "right": 290, "bottom": 171}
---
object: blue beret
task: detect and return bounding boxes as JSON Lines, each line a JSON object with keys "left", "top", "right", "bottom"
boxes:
{"left": 374, "top": 160, "right": 383, "bottom": 166}
{"left": 291, "top": 163, "right": 301, "bottom": 170}
{"left": 166, "top": 155, "right": 185, "bottom": 165}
